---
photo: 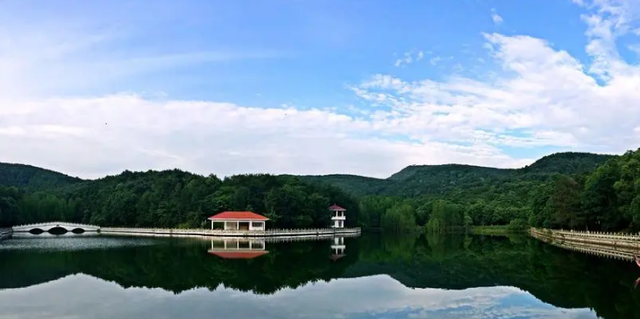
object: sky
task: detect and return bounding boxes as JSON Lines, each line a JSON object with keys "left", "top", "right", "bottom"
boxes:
{"left": 0, "top": 0, "right": 639, "bottom": 179}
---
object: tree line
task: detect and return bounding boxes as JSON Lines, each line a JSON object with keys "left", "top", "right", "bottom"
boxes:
{"left": 357, "top": 148, "right": 640, "bottom": 232}
{"left": 1, "top": 149, "right": 638, "bottom": 232}
{"left": 0, "top": 170, "right": 359, "bottom": 229}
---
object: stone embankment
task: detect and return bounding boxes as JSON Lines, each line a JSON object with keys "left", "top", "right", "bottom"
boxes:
{"left": 101, "top": 227, "right": 361, "bottom": 239}
{"left": 530, "top": 228, "right": 640, "bottom": 261}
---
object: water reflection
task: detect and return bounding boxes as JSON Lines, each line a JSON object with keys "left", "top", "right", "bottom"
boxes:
{"left": 0, "top": 233, "right": 639, "bottom": 318}
{"left": 0, "top": 273, "right": 597, "bottom": 319}
{"left": 331, "top": 236, "right": 346, "bottom": 261}
{"left": 208, "top": 238, "right": 269, "bottom": 259}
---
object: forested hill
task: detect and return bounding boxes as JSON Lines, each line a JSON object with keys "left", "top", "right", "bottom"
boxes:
{"left": 0, "top": 162, "right": 82, "bottom": 191}
{"left": 0, "top": 150, "right": 622, "bottom": 231}
{"left": 0, "top": 168, "right": 360, "bottom": 229}
{"left": 298, "top": 152, "right": 615, "bottom": 197}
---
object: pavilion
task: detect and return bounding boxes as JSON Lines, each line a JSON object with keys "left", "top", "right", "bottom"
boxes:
{"left": 208, "top": 211, "right": 269, "bottom": 231}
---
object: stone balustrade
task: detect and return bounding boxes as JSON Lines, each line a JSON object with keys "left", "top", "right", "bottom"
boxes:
{"left": 530, "top": 227, "right": 640, "bottom": 261}
{"left": 101, "top": 227, "right": 362, "bottom": 238}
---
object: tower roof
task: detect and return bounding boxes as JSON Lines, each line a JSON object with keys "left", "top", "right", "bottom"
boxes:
{"left": 329, "top": 204, "right": 346, "bottom": 211}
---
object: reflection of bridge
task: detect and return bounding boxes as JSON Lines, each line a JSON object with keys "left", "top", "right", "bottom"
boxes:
{"left": 12, "top": 222, "right": 101, "bottom": 233}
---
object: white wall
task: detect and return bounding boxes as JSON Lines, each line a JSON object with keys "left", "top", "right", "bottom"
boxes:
{"left": 249, "top": 221, "right": 265, "bottom": 231}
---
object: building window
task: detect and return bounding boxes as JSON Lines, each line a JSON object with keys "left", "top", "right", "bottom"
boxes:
{"left": 251, "top": 222, "right": 263, "bottom": 228}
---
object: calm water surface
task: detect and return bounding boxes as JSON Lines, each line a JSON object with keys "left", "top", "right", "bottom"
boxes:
{"left": 1, "top": 232, "right": 639, "bottom": 319}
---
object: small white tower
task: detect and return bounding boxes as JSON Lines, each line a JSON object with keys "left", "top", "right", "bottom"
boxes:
{"left": 329, "top": 204, "right": 346, "bottom": 228}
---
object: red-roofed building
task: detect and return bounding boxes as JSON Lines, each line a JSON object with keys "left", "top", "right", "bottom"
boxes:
{"left": 329, "top": 204, "right": 346, "bottom": 228}
{"left": 208, "top": 211, "right": 269, "bottom": 231}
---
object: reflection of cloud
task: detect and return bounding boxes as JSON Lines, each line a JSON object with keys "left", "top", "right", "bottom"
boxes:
{"left": 0, "top": 274, "right": 598, "bottom": 319}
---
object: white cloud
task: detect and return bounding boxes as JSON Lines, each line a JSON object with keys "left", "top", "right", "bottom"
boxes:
{"left": 0, "top": 0, "right": 639, "bottom": 179}
{"left": 0, "top": 94, "right": 531, "bottom": 179}
{"left": 491, "top": 9, "right": 504, "bottom": 25}
{"left": 395, "top": 50, "right": 424, "bottom": 67}
{"left": 355, "top": 25, "right": 640, "bottom": 155}
{"left": 430, "top": 56, "right": 443, "bottom": 65}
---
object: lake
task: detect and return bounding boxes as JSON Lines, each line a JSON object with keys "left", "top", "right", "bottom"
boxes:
{"left": 0, "top": 233, "right": 639, "bottom": 319}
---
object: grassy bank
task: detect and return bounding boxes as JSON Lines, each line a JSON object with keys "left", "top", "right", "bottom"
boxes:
{"left": 471, "top": 225, "right": 526, "bottom": 236}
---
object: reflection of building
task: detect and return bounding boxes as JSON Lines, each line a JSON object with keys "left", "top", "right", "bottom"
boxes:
{"left": 330, "top": 236, "right": 346, "bottom": 261}
{"left": 329, "top": 204, "right": 346, "bottom": 228}
{"left": 208, "top": 238, "right": 269, "bottom": 259}
{"left": 208, "top": 211, "right": 269, "bottom": 231}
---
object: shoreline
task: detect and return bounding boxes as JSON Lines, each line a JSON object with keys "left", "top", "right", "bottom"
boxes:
{"left": 100, "top": 227, "right": 362, "bottom": 238}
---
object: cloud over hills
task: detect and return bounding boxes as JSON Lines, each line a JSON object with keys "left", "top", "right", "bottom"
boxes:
{"left": 0, "top": 0, "right": 638, "bottom": 179}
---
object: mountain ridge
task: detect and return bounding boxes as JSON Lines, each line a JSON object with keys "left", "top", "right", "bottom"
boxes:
{"left": 0, "top": 151, "right": 617, "bottom": 195}
{"left": 296, "top": 152, "right": 617, "bottom": 197}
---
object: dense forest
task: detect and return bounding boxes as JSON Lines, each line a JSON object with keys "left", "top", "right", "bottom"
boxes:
{"left": 1, "top": 149, "right": 639, "bottom": 232}
{"left": 0, "top": 170, "right": 359, "bottom": 229}
{"left": 302, "top": 151, "right": 640, "bottom": 232}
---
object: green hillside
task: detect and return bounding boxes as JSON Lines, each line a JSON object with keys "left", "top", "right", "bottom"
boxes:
{"left": 0, "top": 150, "right": 628, "bottom": 231}
{"left": 0, "top": 162, "right": 82, "bottom": 191}
{"left": 0, "top": 168, "right": 359, "bottom": 229}
{"left": 291, "top": 174, "right": 386, "bottom": 197}
{"left": 299, "top": 152, "right": 615, "bottom": 197}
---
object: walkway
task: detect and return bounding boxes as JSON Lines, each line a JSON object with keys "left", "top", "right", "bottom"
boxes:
{"left": 530, "top": 228, "right": 640, "bottom": 261}
{"left": 100, "top": 227, "right": 362, "bottom": 238}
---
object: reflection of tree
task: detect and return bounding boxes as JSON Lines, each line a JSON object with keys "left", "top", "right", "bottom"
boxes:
{"left": 0, "top": 238, "right": 358, "bottom": 295}
{"left": 4, "top": 234, "right": 640, "bottom": 319}
{"left": 350, "top": 234, "right": 640, "bottom": 319}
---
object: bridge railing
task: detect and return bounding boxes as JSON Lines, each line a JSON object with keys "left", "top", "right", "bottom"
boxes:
{"left": 12, "top": 222, "right": 100, "bottom": 229}
{"left": 101, "top": 227, "right": 361, "bottom": 235}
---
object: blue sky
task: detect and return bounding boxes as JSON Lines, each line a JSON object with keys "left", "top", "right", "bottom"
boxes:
{"left": 0, "top": 0, "right": 639, "bottom": 178}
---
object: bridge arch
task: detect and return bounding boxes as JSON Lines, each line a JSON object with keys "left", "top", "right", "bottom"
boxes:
{"left": 12, "top": 222, "right": 101, "bottom": 234}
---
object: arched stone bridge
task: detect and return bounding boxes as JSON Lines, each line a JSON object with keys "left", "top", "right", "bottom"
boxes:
{"left": 12, "top": 222, "right": 100, "bottom": 233}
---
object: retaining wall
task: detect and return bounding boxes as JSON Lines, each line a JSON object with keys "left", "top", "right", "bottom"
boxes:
{"left": 530, "top": 227, "right": 640, "bottom": 261}
{"left": 100, "top": 227, "right": 362, "bottom": 239}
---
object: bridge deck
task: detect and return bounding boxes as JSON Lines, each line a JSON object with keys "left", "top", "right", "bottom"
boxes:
{"left": 12, "top": 222, "right": 100, "bottom": 232}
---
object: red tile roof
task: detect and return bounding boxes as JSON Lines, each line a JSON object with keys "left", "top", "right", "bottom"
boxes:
{"left": 329, "top": 204, "right": 346, "bottom": 211}
{"left": 208, "top": 251, "right": 269, "bottom": 259}
{"left": 208, "top": 211, "right": 269, "bottom": 220}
